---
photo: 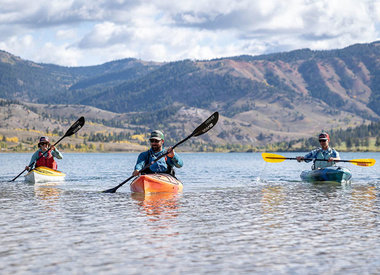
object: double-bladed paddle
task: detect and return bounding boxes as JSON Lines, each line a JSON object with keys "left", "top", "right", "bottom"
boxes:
{"left": 102, "top": 111, "right": 219, "bottom": 193}
{"left": 9, "top": 116, "right": 86, "bottom": 182}
{"left": 262, "top": 152, "right": 376, "bottom": 167}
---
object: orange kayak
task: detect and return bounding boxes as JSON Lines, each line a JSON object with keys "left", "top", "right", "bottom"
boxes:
{"left": 130, "top": 173, "right": 183, "bottom": 193}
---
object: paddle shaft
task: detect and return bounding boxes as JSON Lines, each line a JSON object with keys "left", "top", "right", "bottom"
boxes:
{"left": 9, "top": 136, "right": 67, "bottom": 182}
{"left": 30, "top": 137, "right": 65, "bottom": 168}
{"left": 10, "top": 169, "right": 28, "bottom": 183}
{"left": 9, "top": 117, "right": 85, "bottom": 182}
{"left": 102, "top": 133, "right": 195, "bottom": 193}
{"left": 140, "top": 133, "right": 194, "bottom": 172}
{"left": 102, "top": 111, "right": 219, "bottom": 193}
{"left": 9, "top": 141, "right": 61, "bottom": 182}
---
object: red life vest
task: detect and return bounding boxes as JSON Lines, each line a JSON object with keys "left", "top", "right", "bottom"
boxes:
{"left": 36, "top": 150, "right": 57, "bottom": 170}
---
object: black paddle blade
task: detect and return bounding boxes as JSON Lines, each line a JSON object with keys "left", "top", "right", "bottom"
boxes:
{"left": 102, "top": 113, "right": 219, "bottom": 194}
{"left": 65, "top": 116, "right": 85, "bottom": 137}
{"left": 9, "top": 116, "right": 85, "bottom": 182}
{"left": 193, "top": 112, "right": 219, "bottom": 137}
{"left": 9, "top": 168, "right": 27, "bottom": 182}
{"left": 102, "top": 187, "right": 117, "bottom": 193}
{"left": 102, "top": 175, "right": 134, "bottom": 193}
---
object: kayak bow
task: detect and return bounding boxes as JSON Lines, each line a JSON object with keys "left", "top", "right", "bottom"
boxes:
{"left": 300, "top": 166, "right": 352, "bottom": 183}
{"left": 25, "top": 166, "right": 66, "bottom": 183}
{"left": 130, "top": 173, "right": 183, "bottom": 193}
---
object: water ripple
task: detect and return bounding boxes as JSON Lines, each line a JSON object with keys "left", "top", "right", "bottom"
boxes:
{"left": 0, "top": 152, "right": 379, "bottom": 274}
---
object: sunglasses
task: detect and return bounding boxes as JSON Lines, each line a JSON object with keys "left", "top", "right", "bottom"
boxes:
{"left": 319, "top": 140, "right": 327, "bottom": 143}
{"left": 149, "top": 139, "right": 161, "bottom": 143}
{"left": 40, "top": 142, "right": 49, "bottom": 145}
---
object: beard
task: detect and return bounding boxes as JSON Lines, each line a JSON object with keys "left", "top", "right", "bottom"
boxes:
{"left": 151, "top": 144, "right": 161, "bottom": 152}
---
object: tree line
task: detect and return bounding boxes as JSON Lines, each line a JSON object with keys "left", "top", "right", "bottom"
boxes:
{"left": 270, "top": 120, "right": 380, "bottom": 151}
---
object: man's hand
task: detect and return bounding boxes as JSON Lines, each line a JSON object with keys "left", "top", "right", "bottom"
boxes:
{"left": 296, "top": 156, "right": 304, "bottom": 162}
{"left": 167, "top": 147, "right": 175, "bottom": 158}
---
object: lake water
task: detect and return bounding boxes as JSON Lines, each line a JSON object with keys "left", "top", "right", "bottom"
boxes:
{"left": 0, "top": 152, "right": 379, "bottom": 274}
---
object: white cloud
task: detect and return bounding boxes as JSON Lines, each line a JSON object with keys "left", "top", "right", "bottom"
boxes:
{"left": 0, "top": 0, "right": 378, "bottom": 66}
{"left": 0, "top": 34, "right": 34, "bottom": 55}
{"left": 37, "top": 43, "right": 82, "bottom": 66}
{"left": 78, "top": 22, "right": 130, "bottom": 48}
{"left": 56, "top": 29, "right": 77, "bottom": 41}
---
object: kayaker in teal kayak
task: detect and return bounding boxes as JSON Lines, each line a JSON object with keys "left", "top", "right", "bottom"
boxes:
{"left": 25, "top": 136, "right": 63, "bottom": 171}
{"left": 296, "top": 132, "right": 340, "bottom": 170}
{"left": 132, "top": 130, "right": 183, "bottom": 176}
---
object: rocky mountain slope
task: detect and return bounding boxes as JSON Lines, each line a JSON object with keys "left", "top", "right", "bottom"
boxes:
{"left": 0, "top": 41, "right": 379, "bottom": 148}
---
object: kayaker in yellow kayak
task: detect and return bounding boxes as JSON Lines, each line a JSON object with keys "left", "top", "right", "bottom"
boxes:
{"left": 132, "top": 130, "right": 183, "bottom": 176}
{"left": 25, "top": 136, "right": 63, "bottom": 171}
{"left": 296, "top": 131, "right": 340, "bottom": 170}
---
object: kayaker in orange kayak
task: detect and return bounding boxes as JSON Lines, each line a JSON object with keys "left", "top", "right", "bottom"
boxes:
{"left": 25, "top": 136, "right": 63, "bottom": 171}
{"left": 132, "top": 130, "right": 183, "bottom": 176}
{"left": 296, "top": 131, "right": 340, "bottom": 170}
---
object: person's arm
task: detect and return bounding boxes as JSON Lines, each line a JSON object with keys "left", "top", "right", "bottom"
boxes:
{"left": 328, "top": 149, "right": 340, "bottom": 162}
{"left": 26, "top": 151, "right": 40, "bottom": 170}
{"left": 296, "top": 150, "right": 316, "bottom": 163}
{"left": 51, "top": 147, "right": 63, "bottom": 159}
{"left": 166, "top": 147, "right": 183, "bottom": 168}
{"left": 132, "top": 152, "right": 148, "bottom": 176}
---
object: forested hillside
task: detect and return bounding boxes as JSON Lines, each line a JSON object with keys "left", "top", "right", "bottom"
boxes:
{"left": 268, "top": 121, "right": 380, "bottom": 152}
{"left": 0, "top": 51, "right": 160, "bottom": 103}
{"left": 0, "top": 41, "right": 379, "bottom": 151}
{"left": 1, "top": 98, "right": 380, "bottom": 152}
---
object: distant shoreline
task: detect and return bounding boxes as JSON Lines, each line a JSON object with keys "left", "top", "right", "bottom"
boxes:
{"left": 2, "top": 149, "right": 379, "bottom": 153}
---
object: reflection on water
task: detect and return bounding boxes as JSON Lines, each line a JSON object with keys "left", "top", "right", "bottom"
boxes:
{"left": 351, "top": 186, "right": 378, "bottom": 223}
{"left": 352, "top": 186, "right": 377, "bottom": 202}
{"left": 261, "top": 186, "right": 285, "bottom": 213}
{"left": 33, "top": 182, "right": 62, "bottom": 212}
{"left": 34, "top": 182, "right": 62, "bottom": 200}
{"left": 131, "top": 192, "right": 181, "bottom": 222}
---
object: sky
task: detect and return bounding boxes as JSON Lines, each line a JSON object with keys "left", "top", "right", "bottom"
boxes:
{"left": 0, "top": 0, "right": 379, "bottom": 67}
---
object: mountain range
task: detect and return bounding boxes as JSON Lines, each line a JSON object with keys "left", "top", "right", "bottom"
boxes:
{"left": 0, "top": 41, "right": 379, "bottom": 149}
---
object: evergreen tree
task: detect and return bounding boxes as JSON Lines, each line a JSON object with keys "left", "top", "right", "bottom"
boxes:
{"left": 346, "top": 137, "right": 353, "bottom": 150}
{"left": 376, "top": 136, "right": 380, "bottom": 147}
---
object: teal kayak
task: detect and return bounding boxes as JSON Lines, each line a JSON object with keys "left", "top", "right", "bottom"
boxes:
{"left": 300, "top": 166, "right": 352, "bottom": 183}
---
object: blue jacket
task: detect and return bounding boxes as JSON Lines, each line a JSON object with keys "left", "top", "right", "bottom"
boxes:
{"left": 134, "top": 148, "right": 183, "bottom": 173}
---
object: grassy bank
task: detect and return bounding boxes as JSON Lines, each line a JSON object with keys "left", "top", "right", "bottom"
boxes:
{"left": 2, "top": 139, "right": 380, "bottom": 153}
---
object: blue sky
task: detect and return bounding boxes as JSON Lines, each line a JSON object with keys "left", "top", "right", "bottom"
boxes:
{"left": 0, "top": 0, "right": 379, "bottom": 66}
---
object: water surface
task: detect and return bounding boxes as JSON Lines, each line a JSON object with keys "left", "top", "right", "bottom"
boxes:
{"left": 1, "top": 152, "right": 379, "bottom": 274}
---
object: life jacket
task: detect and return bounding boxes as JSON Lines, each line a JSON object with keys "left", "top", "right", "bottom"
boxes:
{"left": 313, "top": 148, "right": 336, "bottom": 170}
{"left": 35, "top": 150, "right": 57, "bottom": 170}
{"left": 142, "top": 149, "right": 175, "bottom": 176}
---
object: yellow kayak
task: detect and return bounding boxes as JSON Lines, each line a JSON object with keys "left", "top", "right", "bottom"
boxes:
{"left": 25, "top": 166, "right": 66, "bottom": 184}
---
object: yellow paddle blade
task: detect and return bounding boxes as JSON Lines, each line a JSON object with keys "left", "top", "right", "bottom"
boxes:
{"left": 348, "top": 159, "right": 376, "bottom": 167}
{"left": 262, "top": 153, "right": 287, "bottom": 163}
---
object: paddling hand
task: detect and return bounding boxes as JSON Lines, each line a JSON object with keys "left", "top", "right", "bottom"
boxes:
{"left": 25, "top": 166, "right": 30, "bottom": 171}
{"left": 167, "top": 147, "right": 175, "bottom": 158}
{"left": 296, "top": 156, "right": 304, "bottom": 162}
{"left": 132, "top": 170, "right": 140, "bottom": 176}
{"left": 328, "top": 157, "right": 339, "bottom": 162}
